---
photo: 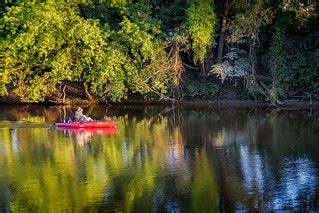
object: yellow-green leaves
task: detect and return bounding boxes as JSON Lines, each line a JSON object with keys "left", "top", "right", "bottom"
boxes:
{"left": 0, "top": 1, "right": 182, "bottom": 103}
{"left": 186, "top": 0, "right": 217, "bottom": 63}
{"left": 0, "top": 1, "right": 107, "bottom": 102}
{"left": 101, "top": 4, "right": 179, "bottom": 101}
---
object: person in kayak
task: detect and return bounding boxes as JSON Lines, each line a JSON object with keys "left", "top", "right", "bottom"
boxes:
{"left": 75, "top": 107, "right": 94, "bottom": 122}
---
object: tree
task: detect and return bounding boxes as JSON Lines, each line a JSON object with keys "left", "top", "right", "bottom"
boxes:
{"left": 216, "top": 0, "right": 232, "bottom": 63}
{"left": 99, "top": 3, "right": 182, "bottom": 101}
{"left": 0, "top": 1, "right": 108, "bottom": 102}
{"left": 268, "top": 1, "right": 319, "bottom": 99}
{"left": 0, "top": 1, "right": 182, "bottom": 102}
{"left": 186, "top": 0, "right": 217, "bottom": 74}
{"left": 228, "top": 0, "right": 274, "bottom": 77}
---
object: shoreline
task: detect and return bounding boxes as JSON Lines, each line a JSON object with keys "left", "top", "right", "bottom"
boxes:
{"left": 1, "top": 98, "right": 319, "bottom": 110}
{"left": 180, "top": 100, "right": 319, "bottom": 109}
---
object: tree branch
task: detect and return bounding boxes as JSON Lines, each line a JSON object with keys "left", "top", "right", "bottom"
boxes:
{"left": 182, "top": 62, "right": 199, "bottom": 70}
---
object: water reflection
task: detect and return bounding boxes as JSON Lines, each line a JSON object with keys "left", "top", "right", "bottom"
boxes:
{"left": 240, "top": 145, "right": 268, "bottom": 195}
{"left": 56, "top": 127, "right": 119, "bottom": 146}
{"left": 0, "top": 105, "right": 318, "bottom": 211}
{"left": 273, "top": 158, "right": 317, "bottom": 210}
{"left": 239, "top": 145, "right": 318, "bottom": 211}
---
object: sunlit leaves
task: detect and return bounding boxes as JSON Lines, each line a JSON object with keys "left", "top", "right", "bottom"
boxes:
{"left": 186, "top": 0, "right": 216, "bottom": 63}
{"left": 102, "top": 4, "right": 180, "bottom": 101}
{"left": 0, "top": 1, "right": 181, "bottom": 102}
{"left": 0, "top": 1, "right": 107, "bottom": 102}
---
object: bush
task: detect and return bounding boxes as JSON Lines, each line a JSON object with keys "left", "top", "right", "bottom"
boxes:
{"left": 183, "top": 76, "right": 220, "bottom": 98}
{"left": 269, "top": 29, "right": 319, "bottom": 98}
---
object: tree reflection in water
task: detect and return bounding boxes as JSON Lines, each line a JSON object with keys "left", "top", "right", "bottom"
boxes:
{"left": 273, "top": 158, "right": 317, "bottom": 210}
{"left": 239, "top": 145, "right": 318, "bottom": 211}
{"left": 0, "top": 105, "right": 318, "bottom": 211}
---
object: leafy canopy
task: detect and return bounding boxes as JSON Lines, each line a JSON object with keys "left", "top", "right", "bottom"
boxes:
{"left": 228, "top": 0, "right": 274, "bottom": 44}
{"left": 0, "top": 1, "right": 181, "bottom": 102}
{"left": 0, "top": 0, "right": 107, "bottom": 102}
{"left": 186, "top": 0, "right": 217, "bottom": 63}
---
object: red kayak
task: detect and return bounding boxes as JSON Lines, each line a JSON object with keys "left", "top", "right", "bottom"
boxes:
{"left": 55, "top": 127, "right": 119, "bottom": 135}
{"left": 54, "top": 121, "right": 117, "bottom": 128}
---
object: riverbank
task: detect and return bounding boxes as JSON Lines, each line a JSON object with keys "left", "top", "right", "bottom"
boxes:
{"left": 181, "top": 99, "right": 319, "bottom": 109}
{"left": 1, "top": 95, "right": 319, "bottom": 110}
{"left": 116, "top": 100, "right": 319, "bottom": 110}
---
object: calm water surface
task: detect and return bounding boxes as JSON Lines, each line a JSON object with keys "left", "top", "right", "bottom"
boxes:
{"left": 0, "top": 105, "right": 319, "bottom": 212}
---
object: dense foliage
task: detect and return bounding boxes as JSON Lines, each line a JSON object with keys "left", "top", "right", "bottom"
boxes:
{"left": 186, "top": 0, "right": 216, "bottom": 64}
{"left": 0, "top": 0, "right": 318, "bottom": 103}
{"left": 0, "top": 0, "right": 182, "bottom": 102}
{"left": 0, "top": 1, "right": 107, "bottom": 102}
{"left": 269, "top": 6, "right": 319, "bottom": 100}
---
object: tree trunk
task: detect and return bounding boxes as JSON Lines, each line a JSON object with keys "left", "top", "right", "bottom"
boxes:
{"left": 217, "top": 0, "right": 229, "bottom": 63}
{"left": 83, "top": 83, "right": 94, "bottom": 101}
{"left": 249, "top": 41, "right": 257, "bottom": 77}
{"left": 198, "top": 60, "right": 206, "bottom": 76}
{"left": 62, "top": 85, "right": 66, "bottom": 104}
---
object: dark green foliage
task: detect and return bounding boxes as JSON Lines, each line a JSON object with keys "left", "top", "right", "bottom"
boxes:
{"left": 79, "top": 2, "right": 123, "bottom": 28}
{"left": 269, "top": 12, "right": 319, "bottom": 99}
{"left": 155, "top": 0, "right": 186, "bottom": 31}
{"left": 228, "top": 0, "right": 274, "bottom": 44}
{"left": 183, "top": 75, "right": 220, "bottom": 98}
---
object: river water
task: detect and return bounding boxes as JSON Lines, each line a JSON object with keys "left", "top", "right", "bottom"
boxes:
{"left": 0, "top": 105, "right": 319, "bottom": 212}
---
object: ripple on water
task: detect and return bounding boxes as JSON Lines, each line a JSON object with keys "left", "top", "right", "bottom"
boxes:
{"left": 271, "top": 157, "right": 318, "bottom": 211}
